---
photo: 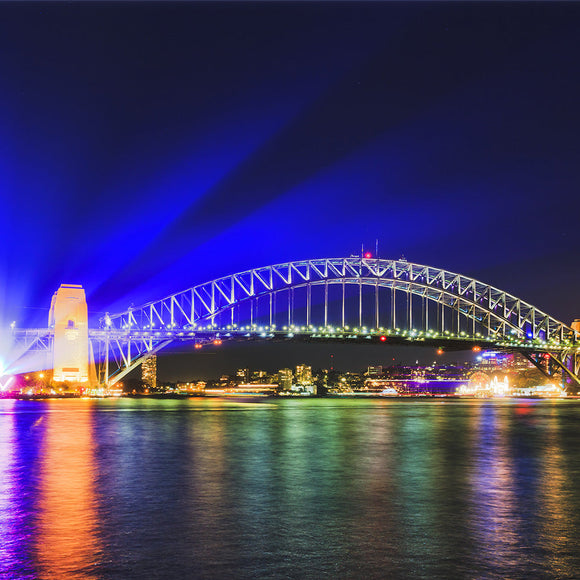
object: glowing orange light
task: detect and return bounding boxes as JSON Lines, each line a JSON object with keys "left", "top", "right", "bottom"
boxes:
{"left": 472, "top": 345, "right": 481, "bottom": 352}
{"left": 380, "top": 335, "right": 387, "bottom": 342}
{"left": 37, "top": 400, "right": 100, "bottom": 576}
{"left": 364, "top": 252, "right": 372, "bottom": 258}
{"left": 194, "top": 343, "right": 203, "bottom": 349}
{"left": 437, "top": 348, "right": 444, "bottom": 355}
{"left": 213, "top": 339, "right": 222, "bottom": 346}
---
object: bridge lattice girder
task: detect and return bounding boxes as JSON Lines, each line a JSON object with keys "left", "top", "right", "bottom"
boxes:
{"left": 105, "top": 257, "right": 573, "bottom": 341}
{"left": 93, "top": 257, "right": 578, "bottom": 386}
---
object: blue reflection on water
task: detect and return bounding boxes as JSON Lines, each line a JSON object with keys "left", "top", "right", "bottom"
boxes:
{"left": 0, "top": 400, "right": 47, "bottom": 579}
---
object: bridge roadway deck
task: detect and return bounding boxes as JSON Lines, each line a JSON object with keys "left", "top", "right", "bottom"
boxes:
{"left": 11, "top": 327, "right": 574, "bottom": 354}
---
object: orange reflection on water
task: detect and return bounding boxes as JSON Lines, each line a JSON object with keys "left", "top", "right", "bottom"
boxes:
{"left": 36, "top": 401, "right": 100, "bottom": 579}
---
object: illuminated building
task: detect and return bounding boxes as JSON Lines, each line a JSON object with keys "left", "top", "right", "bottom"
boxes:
{"left": 176, "top": 381, "right": 206, "bottom": 394}
{"left": 142, "top": 355, "right": 157, "bottom": 390}
{"left": 475, "top": 352, "right": 532, "bottom": 371}
{"left": 512, "top": 384, "right": 567, "bottom": 397}
{"left": 278, "top": 368, "right": 293, "bottom": 390}
{"left": 204, "top": 384, "right": 279, "bottom": 396}
{"left": 295, "top": 364, "right": 312, "bottom": 385}
{"left": 458, "top": 375, "right": 510, "bottom": 397}
{"left": 364, "top": 378, "right": 399, "bottom": 393}
{"left": 236, "top": 368, "right": 250, "bottom": 383}
{"left": 366, "top": 366, "right": 383, "bottom": 377}
{"left": 251, "top": 370, "right": 268, "bottom": 382}
{"left": 48, "top": 284, "right": 95, "bottom": 386}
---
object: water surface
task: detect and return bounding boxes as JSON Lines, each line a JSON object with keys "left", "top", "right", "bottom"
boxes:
{"left": 1, "top": 397, "right": 580, "bottom": 579}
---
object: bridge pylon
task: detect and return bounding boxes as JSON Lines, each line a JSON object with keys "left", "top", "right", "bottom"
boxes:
{"left": 48, "top": 284, "right": 97, "bottom": 387}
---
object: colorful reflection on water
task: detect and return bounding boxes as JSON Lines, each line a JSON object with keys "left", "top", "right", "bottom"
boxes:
{"left": 1, "top": 398, "right": 580, "bottom": 578}
{"left": 0, "top": 401, "right": 20, "bottom": 574}
{"left": 35, "top": 401, "right": 101, "bottom": 578}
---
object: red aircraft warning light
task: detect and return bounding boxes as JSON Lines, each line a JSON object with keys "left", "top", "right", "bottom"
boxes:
{"left": 364, "top": 252, "right": 372, "bottom": 259}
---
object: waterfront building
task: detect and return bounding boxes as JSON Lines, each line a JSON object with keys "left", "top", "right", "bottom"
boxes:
{"left": 176, "top": 381, "right": 206, "bottom": 394}
{"left": 142, "top": 355, "right": 157, "bottom": 390}
{"left": 475, "top": 352, "right": 532, "bottom": 372}
{"left": 366, "top": 365, "right": 383, "bottom": 377}
{"left": 278, "top": 368, "right": 293, "bottom": 390}
{"left": 295, "top": 364, "right": 312, "bottom": 385}
{"left": 251, "top": 370, "right": 268, "bottom": 382}
{"left": 205, "top": 383, "right": 279, "bottom": 396}
{"left": 364, "top": 378, "right": 398, "bottom": 393}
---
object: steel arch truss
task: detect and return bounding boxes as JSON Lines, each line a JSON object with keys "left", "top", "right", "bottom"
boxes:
{"left": 101, "top": 257, "right": 579, "bottom": 386}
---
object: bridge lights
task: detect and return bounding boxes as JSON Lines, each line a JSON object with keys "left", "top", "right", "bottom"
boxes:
{"left": 380, "top": 335, "right": 387, "bottom": 342}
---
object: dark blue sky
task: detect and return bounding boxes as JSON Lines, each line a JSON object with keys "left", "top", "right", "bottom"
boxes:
{"left": 1, "top": 2, "right": 579, "bottom": 377}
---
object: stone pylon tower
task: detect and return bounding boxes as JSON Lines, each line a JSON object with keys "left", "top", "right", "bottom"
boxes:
{"left": 48, "top": 284, "right": 95, "bottom": 386}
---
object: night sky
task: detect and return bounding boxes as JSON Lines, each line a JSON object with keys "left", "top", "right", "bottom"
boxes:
{"left": 1, "top": 2, "right": 579, "bottom": 379}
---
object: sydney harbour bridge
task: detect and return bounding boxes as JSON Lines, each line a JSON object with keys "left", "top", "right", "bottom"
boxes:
{"left": 7, "top": 256, "right": 580, "bottom": 390}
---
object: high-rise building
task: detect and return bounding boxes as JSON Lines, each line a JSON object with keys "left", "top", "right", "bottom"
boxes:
{"left": 295, "top": 364, "right": 312, "bottom": 385}
{"left": 278, "top": 368, "right": 293, "bottom": 390}
{"left": 142, "top": 355, "right": 157, "bottom": 390}
{"left": 236, "top": 368, "right": 250, "bottom": 383}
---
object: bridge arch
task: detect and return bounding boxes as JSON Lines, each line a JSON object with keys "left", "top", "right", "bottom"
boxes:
{"left": 96, "top": 257, "right": 578, "bottom": 385}
{"left": 107, "top": 257, "right": 572, "bottom": 341}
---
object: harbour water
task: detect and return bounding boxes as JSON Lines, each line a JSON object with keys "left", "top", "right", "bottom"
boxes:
{"left": 2, "top": 397, "right": 580, "bottom": 579}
